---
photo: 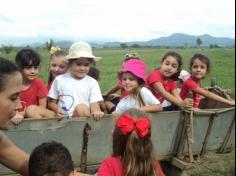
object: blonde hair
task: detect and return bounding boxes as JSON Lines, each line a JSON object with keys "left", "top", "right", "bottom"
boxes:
{"left": 112, "top": 109, "right": 159, "bottom": 176}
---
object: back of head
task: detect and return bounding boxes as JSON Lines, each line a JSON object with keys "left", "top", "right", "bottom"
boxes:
{"left": 88, "top": 66, "right": 100, "bottom": 81}
{"left": 0, "top": 57, "right": 19, "bottom": 92}
{"left": 112, "top": 108, "right": 158, "bottom": 176}
{"left": 29, "top": 141, "right": 74, "bottom": 176}
{"left": 123, "top": 53, "right": 140, "bottom": 62}
{"left": 15, "top": 48, "right": 41, "bottom": 69}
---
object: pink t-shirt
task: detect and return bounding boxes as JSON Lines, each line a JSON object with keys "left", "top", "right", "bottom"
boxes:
{"left": 98, "top": 156, "right": 165, "bottom": 176}
{"left": 117, "top": 81, "right": 128, "bottom": 99}
{"left": 180, "top": 78, "right": 201, "bottom": 108}
{"left": 147, "top": 70, "right": 177, "bottom": 103}
{"left": 20, "top": 79, "right": 48, "bottom": 108}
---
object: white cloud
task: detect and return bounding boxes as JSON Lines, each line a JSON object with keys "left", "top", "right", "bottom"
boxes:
{"left": 0, "top": 0, "right": 235, "bottom": 42}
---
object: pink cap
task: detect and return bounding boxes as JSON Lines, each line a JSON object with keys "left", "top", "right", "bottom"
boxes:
{"left": 119, "top": 59, "right": 147, "bottom": 83}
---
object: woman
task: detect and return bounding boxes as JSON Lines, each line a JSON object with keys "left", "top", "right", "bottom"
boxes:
{"left": 0, "top": 57, "right": 29, "bottom": 176}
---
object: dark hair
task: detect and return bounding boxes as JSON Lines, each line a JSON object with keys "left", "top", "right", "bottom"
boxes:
{"left": 48, "top": 50, "right": 67, "bottom": 84}
{"left": 190, "top": 54, "right": 211, "bottom": 73}
{"left": 15, "top": 48, "right": 41, "bottom": 69}
{"left": 88, "top": 66, "right": 100, "bottom": 81}
{"left": 29, "top": 141, "right": 74, "bottom": 176}
{"left": 112, "top": 108, "right": 158, "bottom": 176}
{"left": 0, "top": 57, "right": 19, "bottom": 92}
{"left": 161, "top": 51, "right": 183, "bottom": 80}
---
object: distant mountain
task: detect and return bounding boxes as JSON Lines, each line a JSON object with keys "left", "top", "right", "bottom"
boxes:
{"left": 146, "top": 33, "right": 235, "bottom": 47}
{"left": 103, "top": 33, "right": 235, "bottom": 47}
{"left": 0, "top": 33, "right": 234, "bottom": 48}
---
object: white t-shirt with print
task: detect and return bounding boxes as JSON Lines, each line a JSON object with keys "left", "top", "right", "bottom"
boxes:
{"left": 116, "top": 87, "right": 160, "bottom": 111}
{"left": 48, "top": 73, "right": 103, "bottom": 113}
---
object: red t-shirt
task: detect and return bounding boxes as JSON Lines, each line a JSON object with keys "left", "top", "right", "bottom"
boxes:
{"left": 20, "top": 79, "right": 48, "bottom": 108}
{"left": 47, "top": 82, "right": 52, "bottom": 91}
{"left": 117, "top": 81, "right": 128, "bottom": 99}
{"left": 180, "top": 78, "right": 201, "bottom": 108}
{"left": 147, "top": 70, "right": 177, "bottom": 103}
{"left": 98, "top": 157, "right": 165, "bottom": 176}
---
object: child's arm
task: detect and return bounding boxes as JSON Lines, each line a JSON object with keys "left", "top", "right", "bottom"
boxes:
{"left": 0, "top": 132, "right": 29, "bottom": 176}
{"left": 38, "top": 97, "right": 47, "bottom": 108}
{"left": 153, "top": 82, "right": 193, "bottom": 108}
{"left": 193, "top": 87, "right": 235, "bottom": 106}
{"left": 90, "top": 102, "right": 104, "bottom": 121}
{"left": 103, "top": 84, "right": 120, "bottom": 97}
{"left": 47, "top": 98, "right": 67, "bottom": 118}
{"left": 140, "top": 104, "right": 163, "bottom": 113}
{"left": 171, "top": 89, "right": 193, "bottom": 108}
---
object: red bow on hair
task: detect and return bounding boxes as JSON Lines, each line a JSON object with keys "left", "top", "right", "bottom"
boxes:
{"left": 116, "top": 114, "right": 151, "bottom": 138}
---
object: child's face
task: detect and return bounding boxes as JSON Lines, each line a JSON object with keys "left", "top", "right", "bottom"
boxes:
{"left": 50, "top": 57, "right": 68, "bottom": 79}
{"left": 21, "top": 65, "right": 40, "bottom": 81}
{"left": 70, "top": 58, "right": 91, "bottom": 79}
{"left": 159, "top": 56, "right": 179, "bottom": 78}
{"left": 190, "top": 59, "right": 208, "bottom": 80}
{"left": 121, "top": 72, "right": 139, "bottom": 93}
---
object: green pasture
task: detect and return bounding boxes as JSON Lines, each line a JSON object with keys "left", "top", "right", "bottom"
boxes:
{"left": 1, "top": 47, "right": 235, "bottom": 93}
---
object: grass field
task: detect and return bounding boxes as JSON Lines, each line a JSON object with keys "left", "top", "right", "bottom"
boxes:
{"left": 1, "top": 47, "right": 235, "bottom": 93}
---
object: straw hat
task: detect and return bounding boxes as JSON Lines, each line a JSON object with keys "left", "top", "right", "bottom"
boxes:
{"left": 66, "top": 41, "right": 101, "bottom": 61}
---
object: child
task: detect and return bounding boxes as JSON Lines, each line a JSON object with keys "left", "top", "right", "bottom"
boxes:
{"left": 98, "top": 108, "right": 165, "bottom": 176}
{"left": 180, "top": 54, "right": 235, "bottom": 108}
{"left": 112, "top": 59, "right": 162, "bottom": 117}
{"left": 48, "top": 41, "right": 104, "bottom": 120}
{"left": 103, "top": 53, "right": 139, "bottom": 113}
{"left": 147, "top": 51, "right": 193, "bottom": 111}
{"left": 88, "top": 66, "right": 100, "bottom": 81}
{"left": 29, "top": 141, "right": 90, "bottom": 176}
{"left": 87, "top": 66, "right": 107, "bottom": 113}
{"left": 14, "top": 48, "right": 55, "bottom": 119}
{"left": 47, "top": 46, "right": 68, "bottom": 90}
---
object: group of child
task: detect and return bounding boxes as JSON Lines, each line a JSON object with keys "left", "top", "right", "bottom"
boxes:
{"left": 0, "top": 41, "right": 235, "bottom": 176}
{"left": 10, "top": 41, "right": 234, "bottom": 125}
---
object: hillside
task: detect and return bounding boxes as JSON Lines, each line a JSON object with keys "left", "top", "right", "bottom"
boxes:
{"left": 0, "top": 33, "right": 234, "bottom": 48}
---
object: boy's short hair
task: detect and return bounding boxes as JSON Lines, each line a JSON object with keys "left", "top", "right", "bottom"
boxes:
{"left": 29, "top": 141, "right": 74, "bottom": 176}
{"left": 15, "top": 48, "right": 41, "bottom": 69}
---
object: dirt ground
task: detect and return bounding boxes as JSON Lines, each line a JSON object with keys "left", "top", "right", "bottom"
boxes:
{"left": 181, "top": 151, "right": 235, "bottom": 176}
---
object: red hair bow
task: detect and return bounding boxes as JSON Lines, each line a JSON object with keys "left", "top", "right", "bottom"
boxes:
{"left": 116, "top": 114, "right": 151, "bottom": 138}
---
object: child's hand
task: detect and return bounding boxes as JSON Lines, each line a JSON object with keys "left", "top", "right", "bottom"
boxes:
{"left": 112, "top": 110, "right": 122, "bottom": 118}
{"left": 56, "top": 108, "right": 68, "bottom": 118}
{"left": 110, "top": 93, "right": 120, "bottom": 98}
{"left": 91, "top": 111, "right": 104, "bottom": 121}
{"left": 182, "top": 98, "right": 194, "bottom": 108}
{"left": 230, "top": 100, "right": 235, "bottom": 106}
{"left": 11, "top": 113, "right": 24, "bottom": 125}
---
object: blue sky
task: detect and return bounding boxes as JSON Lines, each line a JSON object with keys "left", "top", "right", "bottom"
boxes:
{"left": 0, "top": 0, "right": 235, "bottom": 43}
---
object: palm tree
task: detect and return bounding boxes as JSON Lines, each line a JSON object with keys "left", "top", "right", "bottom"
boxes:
{"left": 196, "top": 38, "right": 202, "bottom": 49}
{"left": 45, "top": 39, "right": 54, "bottom": 51}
